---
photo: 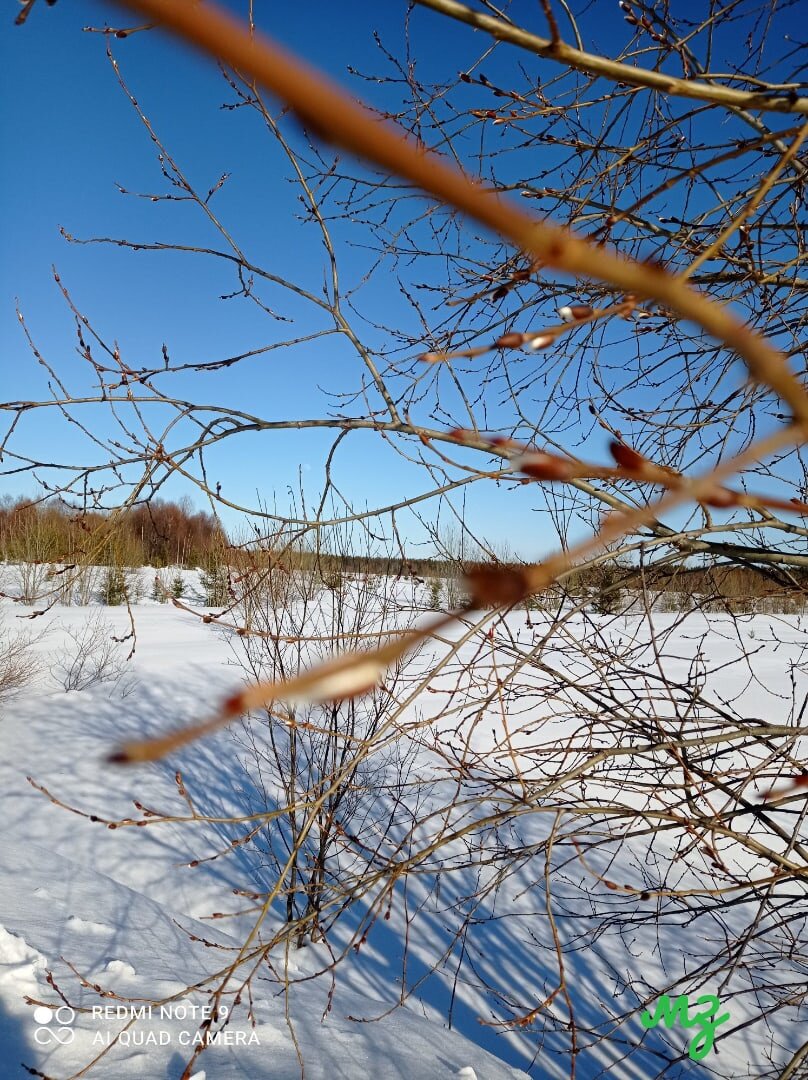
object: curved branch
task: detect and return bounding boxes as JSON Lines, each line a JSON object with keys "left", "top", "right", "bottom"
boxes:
{"left": 412, "top": 0, "right": 808, "bottom": 116}
{"left": 109, "top": 0, "right": 808, "bottom": 429}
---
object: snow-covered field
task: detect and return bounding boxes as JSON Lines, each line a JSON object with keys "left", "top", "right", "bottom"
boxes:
{"left": 1, "top": 568, "right": 807, "bottom": 1080}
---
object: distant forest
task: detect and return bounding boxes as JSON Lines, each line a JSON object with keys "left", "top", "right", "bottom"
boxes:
{"left": 0, "top": 494, "right": 223, "bottom": 568}
{"left": 1, "top": 494, "right": 807, "bottom": 609}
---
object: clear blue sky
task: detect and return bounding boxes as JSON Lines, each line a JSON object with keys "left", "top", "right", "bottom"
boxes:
{"left": 1, "top": 1, "right": 801, "bottom": 558}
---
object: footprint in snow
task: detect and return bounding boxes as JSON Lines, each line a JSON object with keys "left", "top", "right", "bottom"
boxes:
{"left": 66, "top": 915, "right": 108, "bottom": 935}
{"left": 0, "top": 925, "right": 49, "bottom": 1005}
{"left": 103, "top": 958, "right": 137, "bottom": 978}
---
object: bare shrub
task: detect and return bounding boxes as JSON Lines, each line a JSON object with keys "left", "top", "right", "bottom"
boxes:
{"left": 228, "top": 528, "right": 421, "bottom": 944}
{"left": 0, "top": 618, "right": 42, "bottom": 708}
{"left": 14, "top": 560, "right": 51, "bottom": 605}
{"left": 50, "top": 616, "right": 137, "bottom": 696}
{"left": 72, "top": 565, "right": 100, "bottom": 606}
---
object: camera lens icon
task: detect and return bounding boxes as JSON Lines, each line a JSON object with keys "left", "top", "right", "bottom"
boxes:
{"left": 33, "top": 1005, "right": 75, "bottom": 1045}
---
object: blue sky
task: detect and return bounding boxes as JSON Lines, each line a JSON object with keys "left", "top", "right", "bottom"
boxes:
{"left": 2, "top": 1, "right": 803, "bottom": 558}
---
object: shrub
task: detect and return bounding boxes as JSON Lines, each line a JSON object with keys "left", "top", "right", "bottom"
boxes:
{"left": 591, "top": 564, "right": 625, "bottom": 615}
{"left": 200, "top": 563, "right": 230, "bottom": 606}
{"left": 50, "top": 616, "right": 136, "bottom": 696}
{"left": 151, "top": 571, "right": 169, "bottom": 603}
{"left": 427, "top": 578, "right": 442, "bottom": 611}
{"left": 101, "top": 566, "right": 129, "bottom": 606}
{"left": 0, "top": 619, "right": 41, "bottom": 710}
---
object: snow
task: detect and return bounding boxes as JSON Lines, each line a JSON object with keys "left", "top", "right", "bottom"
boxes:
{"left": 1, "top": 578, "right": 807, "bottom": 1078}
